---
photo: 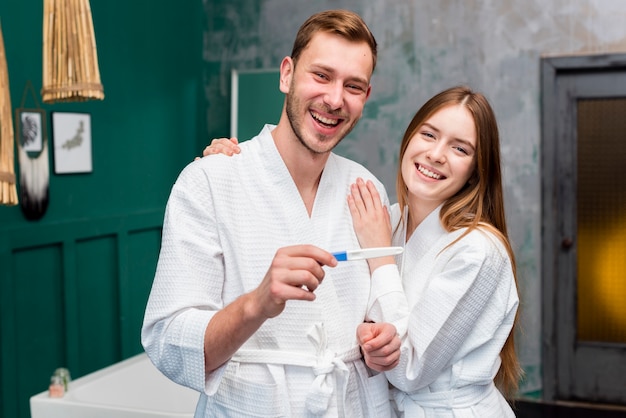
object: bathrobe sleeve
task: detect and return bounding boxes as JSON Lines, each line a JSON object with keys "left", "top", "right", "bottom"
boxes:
{"left": 384, "top": 229, "right": 517, "bottom": 393}
{"left": 367, "top": 264, "right": 409, "bottom": 337}
{"left": 364, "top": 203, "right": 409, "bottom": 332}
{"left": 141, "top": 162, "right": 225, "bottom": 394}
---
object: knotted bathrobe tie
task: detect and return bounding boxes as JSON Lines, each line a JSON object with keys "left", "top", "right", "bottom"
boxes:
{"left": 231, "top": 323, "right": 361, "bottom": 416}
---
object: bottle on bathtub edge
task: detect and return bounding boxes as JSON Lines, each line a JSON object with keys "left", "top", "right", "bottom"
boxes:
{"left": 53, "top": 367, "right": 71, "bottom": 392}
{"left": 48, "top": 374, "right": 64, "bottom": 398}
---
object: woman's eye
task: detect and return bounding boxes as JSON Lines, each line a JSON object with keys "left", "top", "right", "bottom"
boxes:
{"left": 454, "top": 146, "right": 469, "bottom": 155}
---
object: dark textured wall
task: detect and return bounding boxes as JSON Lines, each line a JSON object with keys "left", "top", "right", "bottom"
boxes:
{"left": 201, "top": 0, "right": 626, "bottom": 399}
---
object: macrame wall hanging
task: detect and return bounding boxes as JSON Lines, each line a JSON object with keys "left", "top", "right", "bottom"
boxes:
{"left": 0, "top": 21, "right": 18, "bottom": 206}
{"left": 41, "top": 0, "right": 104, "bottom": 103}
{"left": 15, "top": 81, "right": 50, "bottom": 220}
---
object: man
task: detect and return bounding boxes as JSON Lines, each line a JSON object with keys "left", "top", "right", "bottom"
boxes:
{"left": 142, "top": 9, "right": 402, "bottom": 417}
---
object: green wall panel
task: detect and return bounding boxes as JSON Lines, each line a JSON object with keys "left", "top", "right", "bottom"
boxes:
{"left": 0, "top": 213, "right": 163, "bottom": 418}
{"left": 75, "top": 236, "right": 120, "bottom": 376}
{"left": 125, "top": 228, "right": 161, "bottom": 356}
{"left": 231, "top": 69, "right": 283, "bottom": 140}
{"left": 13, "top": 244, "right": 64, "bottom": 418}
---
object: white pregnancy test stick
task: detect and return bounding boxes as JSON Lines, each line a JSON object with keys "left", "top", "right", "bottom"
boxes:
{"left": 332, "top": 246, "right": 404, "bottom": 261}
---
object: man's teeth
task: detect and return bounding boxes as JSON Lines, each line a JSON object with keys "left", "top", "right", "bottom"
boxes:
{"left": 312, "top": 112, "right": 338, "bottom": 126}
{"left": 417, "top": 165, "right": 442, "bottom": 179}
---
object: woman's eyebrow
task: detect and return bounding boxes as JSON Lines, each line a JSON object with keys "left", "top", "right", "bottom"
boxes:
{"left": 423, "top": 122, "right": 476, "bottom": 150}
{"left": 453, "top": 137, "right": 476, "bottom": 151}
{"left": 421, "top": 122, "right": 440, "bottom": 133}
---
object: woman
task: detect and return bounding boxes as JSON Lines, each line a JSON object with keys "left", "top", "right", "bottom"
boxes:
{"left": 203, "top": 85, "right": 522, "bottom": 417}
{"left": 349, "top": 86, "right": 522, "bottom": 417}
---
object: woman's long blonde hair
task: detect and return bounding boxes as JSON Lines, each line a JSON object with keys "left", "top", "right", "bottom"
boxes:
{"left": 395, "top": 86, "right": 523, "bottom": 399}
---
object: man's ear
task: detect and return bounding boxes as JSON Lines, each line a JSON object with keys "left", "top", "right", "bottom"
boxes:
{"left": 279, "top": 57, "right": 294, "bottom": 94}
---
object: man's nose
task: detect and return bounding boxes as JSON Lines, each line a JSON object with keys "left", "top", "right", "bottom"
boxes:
{"left": 323, "top": 82, "right": 344, "bottom": 110}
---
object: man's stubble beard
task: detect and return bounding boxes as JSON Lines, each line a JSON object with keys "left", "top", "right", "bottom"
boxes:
{"left": 284, "top": 82, "right": 360, "bottom": 155}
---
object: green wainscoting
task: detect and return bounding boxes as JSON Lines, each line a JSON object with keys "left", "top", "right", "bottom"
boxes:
{"left": 0, "top": 0, "right": 205, "bottom": 416}
{"left": 0, "top": 211, "right": 163, "bottom": 417}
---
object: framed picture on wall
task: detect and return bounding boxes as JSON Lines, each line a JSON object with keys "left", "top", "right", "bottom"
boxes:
{"left": 16, "top": 109, "right": 46, "bottom": 153}
{"left": 51, "top": 112, "right": 93, "bottom": 174}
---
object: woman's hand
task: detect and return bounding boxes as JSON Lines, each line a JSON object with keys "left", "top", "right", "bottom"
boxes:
{"left": 194, "top": 137, "right": 241, "bottom": 160}
{"left": 348, "top": 178, "right": 394, "bottom": 273}
{"left": 347, "top": 177, "right": 392, "bottom": 249}
{"left": 357, "top": 322, "right": 401, "bottom": 372}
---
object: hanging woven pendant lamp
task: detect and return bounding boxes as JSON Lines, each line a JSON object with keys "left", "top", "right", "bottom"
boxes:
{"left": 42, "top": 0, "right": 104, "bottom": 103}
{"left": 0, "top": 21, "right": 18, "bottom": 206}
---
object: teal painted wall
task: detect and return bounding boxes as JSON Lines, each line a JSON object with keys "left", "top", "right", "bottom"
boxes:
{"left": 1, "top": 0, "right": 204, "bottom": 225}
{"left": 232, "top": 69, "right": 282, "bottom": 140}
{"left": 0, "top": 1, "right": 204, "bottom": 416}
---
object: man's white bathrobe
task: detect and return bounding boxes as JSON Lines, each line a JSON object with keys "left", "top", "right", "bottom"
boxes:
{"left": 142, "top": 125, "right": 394, "bottom": 417}
{"left": 369, "top": 205, "right": 519, "bottom": 417}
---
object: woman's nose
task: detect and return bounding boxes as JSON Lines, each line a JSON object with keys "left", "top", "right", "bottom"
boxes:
{"left": 427, "top": 142, "right": 446, "bottom": 164}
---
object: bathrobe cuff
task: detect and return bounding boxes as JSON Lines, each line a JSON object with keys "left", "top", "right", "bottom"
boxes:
{"left": 368, "top": 264, "right": 409, "bottom": 336}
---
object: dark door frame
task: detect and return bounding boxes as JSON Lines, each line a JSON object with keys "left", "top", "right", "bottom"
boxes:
{"left": 540, "top": 52, "right": 626, "bottom": 403}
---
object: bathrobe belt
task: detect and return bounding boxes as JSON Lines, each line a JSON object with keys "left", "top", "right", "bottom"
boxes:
{"left": 393, "top": 382, "right": 494, "bottom": 417}
{"left": 232, "top": 345, "right": 362, "bottom": 415}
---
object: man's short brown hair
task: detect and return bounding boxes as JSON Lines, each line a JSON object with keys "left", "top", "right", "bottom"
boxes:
{"left": 290, "top": 9, "right": 378, "bottom": 72}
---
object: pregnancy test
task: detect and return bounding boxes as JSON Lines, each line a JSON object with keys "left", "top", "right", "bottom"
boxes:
{"left": 332, "top": 246, "right": 404, "bottom": 261}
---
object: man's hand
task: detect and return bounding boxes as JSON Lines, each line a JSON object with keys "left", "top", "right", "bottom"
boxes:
{"left": 204, "top": 244, "right": 338, "bottom": 372}
{"left": 357, "top": 322, "right": 401, "bottom": 372}
{"left": 248, "top": 245, "right": 338, "bottom": 319}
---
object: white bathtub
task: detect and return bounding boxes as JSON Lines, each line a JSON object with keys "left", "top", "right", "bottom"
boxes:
{"left": 30, "top": 353, "right": 198, "bottom": 418}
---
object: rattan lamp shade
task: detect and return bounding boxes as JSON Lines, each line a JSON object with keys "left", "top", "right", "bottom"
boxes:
{"left": 0, "top": 22, "right": 18, "bottom": 206}
{"left": 42, "top": 0, "right": 104, "bottom": 103}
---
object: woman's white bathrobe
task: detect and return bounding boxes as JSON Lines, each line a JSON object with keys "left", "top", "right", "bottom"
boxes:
{"left": 142, "top": 125, "right": 395, "bottom": 417}
{"left": 369, "top": 205, "right": 519, "bottom": 417}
